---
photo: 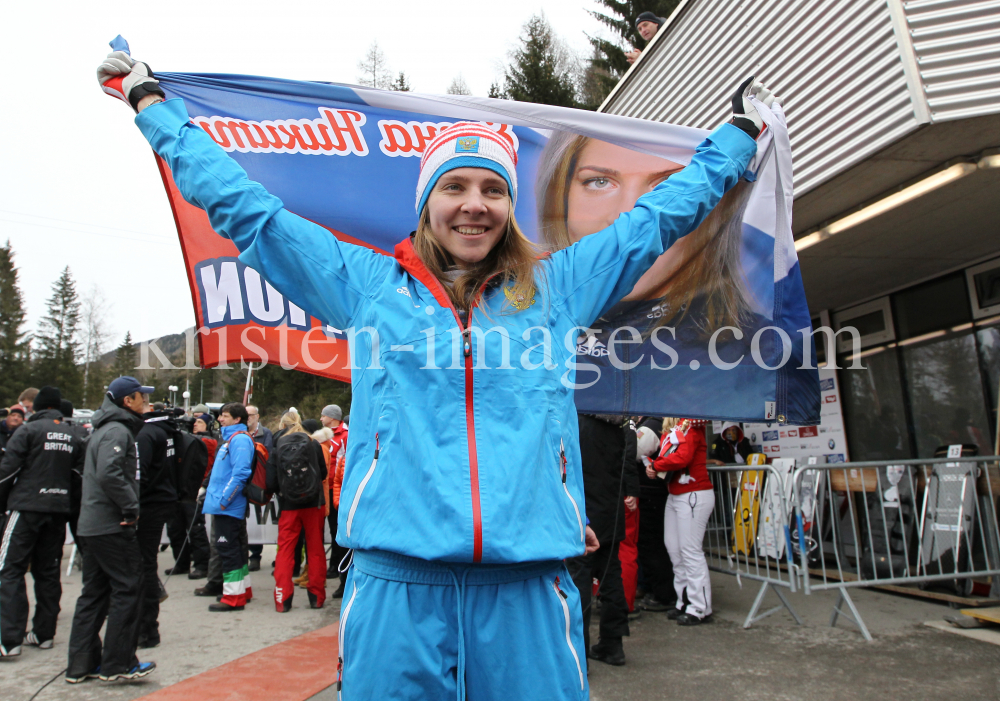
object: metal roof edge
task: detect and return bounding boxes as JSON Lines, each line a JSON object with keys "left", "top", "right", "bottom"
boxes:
{"left": 597, "top": 0, "right": 695, "bottom": 114}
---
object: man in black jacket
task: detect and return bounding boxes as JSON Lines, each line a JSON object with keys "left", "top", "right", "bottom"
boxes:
{"left": 66, "top": 377, "right": 157, "bottom": 683}
{"left": 567, "top": 414, "right": 638, "bottom": 667}
{"left": 60, "top": 399, "right": 88, "bottom": 551}
{"left": 135, "top": 408, "right": 182, "bottom": 648}
{"left": 0, "top": 387, "right": 85, "bottom": 657}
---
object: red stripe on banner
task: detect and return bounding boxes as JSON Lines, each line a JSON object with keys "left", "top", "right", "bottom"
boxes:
{"left": 153, "top": 156, "right": 386, "bottom": 383}
{"left": 134, "top": 623, "right": 339, "bottom": 701}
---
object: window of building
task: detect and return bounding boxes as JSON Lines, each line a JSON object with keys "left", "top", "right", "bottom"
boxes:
{"left": 893, "top": 273, "right": 971, "bottom": 341}
{"left": 839, "top": 347, "right": 911, "bottom": 461}
{"left": 901, "top": 332, "right": 992, "bottom": 457}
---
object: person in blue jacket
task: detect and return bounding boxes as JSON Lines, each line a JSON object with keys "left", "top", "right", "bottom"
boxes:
{"left": 98, "top": 48, "right": 770, "bottom": 700}
{"left": 198, "top": 402, "right": 256, "bottom": 612}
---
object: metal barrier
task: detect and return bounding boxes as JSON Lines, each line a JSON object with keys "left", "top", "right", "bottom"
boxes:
{"left": 789, "top": 456, "right": 1000, "bottom": 641}
{"left": 705, "top": 460, "right": 803, "bottom": 629}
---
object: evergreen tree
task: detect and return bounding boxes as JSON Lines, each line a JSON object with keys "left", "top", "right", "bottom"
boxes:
{"left": 586, "top": 0, "right": 680, "bottom": 107}
{"left": 33, "top": 266, "right": 82, "bottom": 402}
{"left": 389, "top": 71, "right": 412, "bottom": 92}
{"left": 503, "top": 14, "right": 579, "bottom": 108}
{"left": 252, "top": 363, "right": 351, "bottom": 424}
{"left": 111, "top": 331, "right": 136, "bottom": 381}
{"left": 0, "top": 241, "right": 30, "bottom": 403}
{"left": 488, "top": 82, "right": 507, "bottom": 100}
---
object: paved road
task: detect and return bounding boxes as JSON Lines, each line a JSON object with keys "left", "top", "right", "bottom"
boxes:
{"left": 3, "top": 548, "right": 999, "bottom": 701}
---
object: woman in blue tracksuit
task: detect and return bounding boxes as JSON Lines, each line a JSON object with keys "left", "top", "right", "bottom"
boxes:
{"left": 98, "top": 49, "right": 768, "bottom": 700}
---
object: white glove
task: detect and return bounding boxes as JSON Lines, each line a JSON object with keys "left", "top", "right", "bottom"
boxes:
{"left": 641, "top": 456, "right": 652, "bottom": 469}
{"left": 97, "top": 50, "right": 165, "bottom": 112}
{"left": 197, "top": 487, "right": 207, "bottom": 503}
{"left": 730, "top": 76, "right": 776, "bottom": 140}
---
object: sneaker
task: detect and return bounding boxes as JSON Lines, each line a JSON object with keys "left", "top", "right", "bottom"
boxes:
{"left": 666, "top": 607, "right": 683, "bottom": 620}
{"left": 194, "top": 584, "right": 223, "bottom": 597}
{"left": 676, "top": 613, "right": 711, "bottom": 626}
{"left": 137, "top": 635, "right": 160, "bottom": 649}
{"left": 25, "top": 631, "right": 53, "bottom": 649}
{"left": 208, "top": 602, "right": 244, "bottom": 612}
{"left": 639, "top": 594, "right": 670, "bottom": 612}
{"left": 590, "top": 639, "right": 625, "bottom": 666}
{"left": 188, "top": 569, "right": 207, "bottom": 580}
{"left": 248, "top": 558, "right": 261, "bottom": 572}
{"left": 0, "top": 644, "right": 21, "bottom": 658}
{"left": 332, "top": 584, "right": 345, "bottom": 599}
{"left": 627, "top": 608, "right": 643, "bottom": 621}
{"left": 65, "top": 667, "right": 100, "bottom": 683}
{"left": 100, "top": 661, "right": 156, "bottom": 681}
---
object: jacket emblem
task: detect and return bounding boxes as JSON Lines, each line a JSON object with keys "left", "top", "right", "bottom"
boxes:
{"left": 503, "top": 285, "right": 535, "bottom": 311}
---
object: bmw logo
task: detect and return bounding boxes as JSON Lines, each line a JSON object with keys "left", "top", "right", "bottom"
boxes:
{"left": 828, "top": 439, "right": 835, "bottom": 450}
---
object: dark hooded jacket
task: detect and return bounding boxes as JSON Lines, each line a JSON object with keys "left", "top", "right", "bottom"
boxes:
{"left": 709, "top": 422, "right": 752, "bottom": 464}
{"left": 0, "top": 408, "right": 86, "bottom": 514}
{"left": 137, "top": 412, "right": 181, "bottom": 505}
{"left": 76, "top": 396, "right": 145, "bottom": 537}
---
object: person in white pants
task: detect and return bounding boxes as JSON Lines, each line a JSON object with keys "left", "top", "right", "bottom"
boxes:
{"left": 664, "top": 490, "right": 714, "bottom": 620}
{"left": 646, "top": 418, "right": 714, "bottom": 625}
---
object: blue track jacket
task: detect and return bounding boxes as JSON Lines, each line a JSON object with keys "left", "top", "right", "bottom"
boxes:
{"left": 137, "top": 100, "right": 755, "bottom": 563}
{"left": 203, "top": 423, "right": 255, "bottom": 517}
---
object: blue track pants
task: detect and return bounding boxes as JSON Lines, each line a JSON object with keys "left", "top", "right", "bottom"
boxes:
{"left": 338, "top": 549, "right": 589, "bottom": 701}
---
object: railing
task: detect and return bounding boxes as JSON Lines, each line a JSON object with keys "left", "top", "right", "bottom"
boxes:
{"left": 789, "top": 456, "right": 1000, "bottom": 640}
{"left": 706, "top": 455, "right": 1000, "bottom": 641}
{"left": 706, "top": 459, "right": 802, "bottom": 629}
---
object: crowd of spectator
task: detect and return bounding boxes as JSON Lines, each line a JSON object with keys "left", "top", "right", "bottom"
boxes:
{"left": 0, "top": 378, "right": 754, "bottom": 681}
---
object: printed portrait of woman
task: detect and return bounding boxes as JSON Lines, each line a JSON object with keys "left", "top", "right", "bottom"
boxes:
{"left": 535, "top": 132, "right": 757, "bottom": 334}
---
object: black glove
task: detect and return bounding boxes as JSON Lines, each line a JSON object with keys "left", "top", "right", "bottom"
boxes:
{"left": 97, "top": 50, "right": 166, "bottom": 112}
{"left": 730, "top": 76, "right": 775, "bottom": 140}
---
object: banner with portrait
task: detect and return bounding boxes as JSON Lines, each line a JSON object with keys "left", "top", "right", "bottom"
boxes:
{"left": 154, "top": 72, "right": 820, "bottom": 424}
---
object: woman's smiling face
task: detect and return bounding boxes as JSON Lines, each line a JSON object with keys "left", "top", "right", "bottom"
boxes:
{"left": 565, "top": 140, "right": 683, "bottom": 244}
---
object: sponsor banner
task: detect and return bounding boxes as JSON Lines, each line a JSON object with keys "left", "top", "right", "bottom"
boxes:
{"left": 153, "top": 71, "right": 820, "bottom": 423}
{"left": 745, "top": 367, "right": 848, "bottom": 462}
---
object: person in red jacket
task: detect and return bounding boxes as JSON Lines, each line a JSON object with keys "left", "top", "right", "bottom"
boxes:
{"left": 645, "top": 418, "right": 713, "bottom": 625}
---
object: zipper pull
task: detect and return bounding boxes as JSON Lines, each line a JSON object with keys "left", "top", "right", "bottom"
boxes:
{"left": 554, "top": 576, "right": 568, "bottom": 599}
{"left": 462, "top": 328, "right": 472, "bottom": 358}
{"left": 373, "top": 434, "right": 380, "bottom": 460}
{"left": 560, "top": 439, "right": 567, "bottom": 484}
{"left": 337, "top": 658, "right": 343, "bottom": 690}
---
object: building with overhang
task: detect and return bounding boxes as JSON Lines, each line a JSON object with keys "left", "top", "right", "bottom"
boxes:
{"left": 601, "top": 0, "right": 1000, "bottom": 460}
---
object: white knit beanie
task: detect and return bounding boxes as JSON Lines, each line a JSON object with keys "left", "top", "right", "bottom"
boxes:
{"left": 415, "top": 122, "right": 518, "bottom": 214}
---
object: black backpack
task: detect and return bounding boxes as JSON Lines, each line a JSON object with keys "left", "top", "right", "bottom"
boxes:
{"left": 275, "top": 433, "right": 321, "bottom": 507}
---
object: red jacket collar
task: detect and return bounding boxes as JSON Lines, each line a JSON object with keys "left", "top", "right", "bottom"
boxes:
{"left": 394, "top": 237, "right": 455, "bottom": 313}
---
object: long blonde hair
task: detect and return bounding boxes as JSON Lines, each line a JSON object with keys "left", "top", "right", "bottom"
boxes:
{"left": 282, "top": 421, "right": 308, "bottom": 436}
{"left": 413, "top": 204, "right": 540, "bottom": 315}
{"left": 536, "top": 132, "right": 754, "bottom": 331}
{"left": 278, "top": 409, "right": 301, "bottom": 431}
